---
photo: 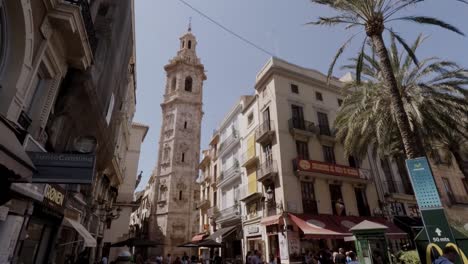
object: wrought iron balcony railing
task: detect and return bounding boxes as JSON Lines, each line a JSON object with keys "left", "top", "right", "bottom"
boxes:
{"left": 257, "top": 160, "right": 278, "bottom": 182}
{"left": 219, "top": 131, "right": 239, "bottom": 152}
{"left": 288, "top": 118, "right": 317, "bottom": 134}
{"left": 255, "top": 120, "right": 275, "bottom": 144}
{"left": 383, "top": 180, "right": 414, "bottom": 195}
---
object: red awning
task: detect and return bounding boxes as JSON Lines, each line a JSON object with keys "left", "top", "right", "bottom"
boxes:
{"left": 289, "top": 214, "right": 346, "bottom": 239}
{"left": 260, "top": 214, "right": 283, "bottom": 226}
{"left": 191, "top": 233, "right": 206, "bottom": 242}
{"left": 289, "top": 214, "right": 408, "bottom": 239}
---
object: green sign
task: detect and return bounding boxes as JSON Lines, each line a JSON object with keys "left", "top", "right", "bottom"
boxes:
{"left": 421, "top": 209, "right": 454, "bottom": 247}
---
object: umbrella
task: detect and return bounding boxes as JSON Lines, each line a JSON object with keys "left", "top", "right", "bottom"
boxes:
{"left": 178, "top": 242, "right": 200, "bottom": 248}
{"left": 111, "top": 238, "right": 164, "bottom": 248}
{"left": 197, "top": 239, "right": 221, "bottom": 248}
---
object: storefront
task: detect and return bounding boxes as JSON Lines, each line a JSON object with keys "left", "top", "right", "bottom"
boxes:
{"left": 244, "top": 223, "right": 264, "bottom": 256}
{"left": 16, "top": 184, "right": 65, "bottom": 264}
{"left": 260, "top": 214, "right": 283, "bottom": 262}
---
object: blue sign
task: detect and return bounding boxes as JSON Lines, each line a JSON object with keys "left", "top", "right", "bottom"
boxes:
{"left": 405, "top": 157, "right": 442, "bottom": 209}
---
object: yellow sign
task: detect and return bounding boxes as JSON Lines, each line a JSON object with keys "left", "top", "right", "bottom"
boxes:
{"left": 425, "top": 243, "right": 468, "bottom": 264}
{"left": 44, "top": 184, "right": 65, "bottom": 207}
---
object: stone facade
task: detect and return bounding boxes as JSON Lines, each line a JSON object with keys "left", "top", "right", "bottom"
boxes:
{"left": 150, "top": 28, "right": 205, "bottom": 255}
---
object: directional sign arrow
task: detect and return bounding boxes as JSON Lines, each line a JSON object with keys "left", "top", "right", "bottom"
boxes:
{"left": 435, "top": 228, "right": 442, "bottom": 236}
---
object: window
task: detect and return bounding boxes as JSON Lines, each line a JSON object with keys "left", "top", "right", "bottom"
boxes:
{"left": 315, "top": 91, "right": 323, "bottom": 101}
{"left": 185, "top": 76, "right": 193, "bottom": 92}
{"left": 291, "top": 84, "right": 299, "bottom": 94}
{"left": 184, "top": 121, "right": 187, "bottom": 129}
{"left": 381, "top": 158, "right": 395, "bottom": 193}
{"left": 296, "top": 141, "right": 309, "bottom": 160}
{"left": 181, "top": 152, "right": 185, "bottom": 162}
{"left": 188, "top": 40, "right": 192, "bottom": 49}
{"left": 337, "top": 99, "right": 343, "bottom": 106}
{"left": 247, "top": 112, "right": 254, "bottom": 126}
{"left": 301, "top": 182, "right": 317, "bottom": 214}
{"left": 182, "top": 40, "right": 185, "bottom": 48}
{"left": 291, "top": 104, "right": 305, "bottom": 129}
{"left": 317, "top": 112, "right": 331, "bottom": 135}
{"left": 355, "top": 188, "right": 370, "bottom": 216}
{"left": 442, "top": 178, "right": 455, "bottom": 204}
{"left": 322, "top": 145, "right": 335, "bottom": 164}
{"left": 348, "top": 156, "right": 359, "bottom": 168}
{"left": 26, "top": 73, "right": 46, "bottom": 117}
{"left": 395, "top": 155, "right": 413, "bottom": 195}
{"left": 179, "top": 190, "right": 183, "bottom": 200}
{"left": 330, "top": 184, "right": 345, "bottom": 216}
{"left": 171, "top": 77, "right": 176, "bottom": 91}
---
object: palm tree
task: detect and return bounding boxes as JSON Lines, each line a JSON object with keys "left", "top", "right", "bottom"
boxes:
{"left": 309, "top": 0, "right": 466, "bottom": 159}
{"left": 334, "top": 35, "right": 468, "bottom": 177}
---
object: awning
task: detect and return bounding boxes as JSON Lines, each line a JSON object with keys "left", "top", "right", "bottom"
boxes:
{"left": 208, "top": 226, "right": 237, "bottom": 241}
{"left": 289, "top": 213, "right": 345, "bottom": 239}
{"left": 64, "top": 217, "right": 97, "bottom": 247}
{"left": 337, "top": 216, "right": 408, "bottom": 238}
{"left": 0, "top": 117, "right": 35, "bottom": 182}
{"left": 260, "top": 214, "right": 283, "bottom": 226}
{"left": 192, "top": 233, "right": 207, "bottom": 242}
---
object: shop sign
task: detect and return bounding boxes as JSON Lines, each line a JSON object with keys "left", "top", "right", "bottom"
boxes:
{"left": 43, "top": 184, "right": 66, "bottom": 211}
{"left": 28, "top": 152, "right": 96, "bottom": 184}
{"left": 296, "top": 159, "right": 359, "bottom": 178}
{"left": 247, "top": 225, "right": 260, "bottom": 235}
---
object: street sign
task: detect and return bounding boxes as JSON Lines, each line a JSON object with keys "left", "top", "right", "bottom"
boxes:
{"left": 406, "top": 157, "right": 456, "bottom": 252}
{"left": 405, "top": 157, "right": 442, "bottom": 209}
{"left": 421, "top": 209, "right": 453, "bottom": 246}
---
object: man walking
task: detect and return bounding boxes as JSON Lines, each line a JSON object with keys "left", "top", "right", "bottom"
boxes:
{"left": 434, "top": 246, "right": 459, "bottom": 264}
{"left": 334, "top": 249, "right": 346, "bottom": 264}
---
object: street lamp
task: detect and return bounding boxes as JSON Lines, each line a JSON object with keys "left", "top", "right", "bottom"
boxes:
{"left": 100, "top": 205, "right": 122, "bottom": 228}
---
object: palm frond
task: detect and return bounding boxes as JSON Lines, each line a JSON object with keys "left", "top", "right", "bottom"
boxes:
{"left": 327, "top": 34, "right": 359, "bottom": 83}
{"left": 388, "top": 29, "right": 419, "bottom": 67}
{"left": 395, "top": 16, "right": 465, "bottom": 36}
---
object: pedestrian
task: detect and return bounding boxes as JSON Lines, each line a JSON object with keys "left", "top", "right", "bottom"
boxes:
{"left": 182, "top": 252, "right": 189, "bottom": 264}
{"left": 347, "top": 252, "right": 358, "bottom": 264}
{"left": 174, "top": 257, "right": 183, "bottom": 264}
{"left": 246, "top": 251, "right": 252, "bottom": 264}
{"left": 156, "top": 255, "right": 163, "bottom": 264}
{"left": 345, "top": 252, "right": 351, "bottom": 264}
{"left": 114, "top": 251, "right": 133, "bottom": 264}
{"left": 433, "top": 246, "right": 459, "bottom": 264}
{"left": 191, "top": 255, "right": 197, "bottom": 264}
{"left": 101, "top": 255, "right": 109, "bottom": 264}
{"left": 213, "top": 251, "right": 222, "bottom": 264}
{"left": 334, "top": 248, "right": 346, "bottom": 264}
{"left": 268, "top": 254, "right": 275, "bottom": 264}
{"left": 167, "top": 254, "right": 173, "bottom": 264}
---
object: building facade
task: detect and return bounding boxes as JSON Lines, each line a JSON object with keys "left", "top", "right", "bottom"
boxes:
{"left": 0, "top": 0, "right": 137, "bottom": 263}
{"left": 150, "top": 27, "right": 205, "bottom": 255}
{"left": 103, "top": 122, "right": 149, "bottom": 261}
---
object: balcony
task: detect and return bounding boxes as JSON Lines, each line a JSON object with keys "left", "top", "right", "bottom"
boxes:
{"left": 64, "top": 0, "right": 98, "bottom": 54}
{"left": 383, "top": 180, "right": 414, "bottom": 197}
{"left": 317, "top": 125, "right": 336, "bottom": 144}
{"left": 240, "top": 148, "right": 258, "bottom": 167}
{"left": 446, "top": 193, "right": 468, "bottom": 207}
{"left": 218, "top": 163, "right": 241, "bottom": 186}
{"left": 219, "top": 131, "right": 240, "bottom": 154}
{"left": 293, "top": 158, "right": 369, "bottom": 183}
{"left": 197, "top": 198, "right": 211, "bottom": 210}
{"left": 257, "top": 160, "right": 278, "bottom": 183}
{"left": 288, "top": 118, "right": 317, "bottom": 139}
{"left": 216, "top": 205, "right": 241, "bottom": 224}
{"left": 207, "top": 206, "right": 219, "bottom": 218}
{"left": 239, "top": 184, "right": 262, "bottom": 202}
{"left": 47, "top": 0, "right": 96, "bottom": 69}
{"left": 256, "top": 120, "right": 275, "bottom": 145}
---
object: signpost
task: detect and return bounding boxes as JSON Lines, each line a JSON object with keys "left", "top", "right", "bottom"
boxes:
{"left": 406, "top": 157, "right": 458, "bottom": 257}
{"left": 27, "top": 152, "right": 96, "bottom": 184}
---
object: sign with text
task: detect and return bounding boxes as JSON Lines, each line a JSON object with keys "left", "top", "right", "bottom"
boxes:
{"left": 43, "top": 184, "right": 66, "bottom": 212}
{"left": 296, "top": 159, "right": 360, "bottom": 178}
{"left": 421, "top": 209, "right": 454, "bottom": 246}
{"left": 28, "top": 152, "right": 95, "bottom": 184}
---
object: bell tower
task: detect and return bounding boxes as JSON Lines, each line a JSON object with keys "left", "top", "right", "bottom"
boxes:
{"left": 150, "top": 25, "right": 206, "bottom": 255}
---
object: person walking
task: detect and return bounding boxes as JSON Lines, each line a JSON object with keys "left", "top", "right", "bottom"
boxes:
{"left": 334, "top": 249, "right": 346, "bottom": 264}
{"left": 347, "top": 252, "right": 359, "bottom": 264}
{"left": 433, "top": 246, "right": 459, "bottom": 264}
{"left": 114, "top": 251, "right": 133, "bottom": 264}
{"left": 167, "top": 254, "right": 173, "bottom": 264}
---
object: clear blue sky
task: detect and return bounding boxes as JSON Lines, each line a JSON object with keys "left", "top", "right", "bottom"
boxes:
{"left": 133, "top": 0, "right": 468, "bottom": 191}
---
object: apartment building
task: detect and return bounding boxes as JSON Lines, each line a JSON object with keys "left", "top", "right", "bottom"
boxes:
{"left": 252, "top": 57, "right": 408, "bottom": 262}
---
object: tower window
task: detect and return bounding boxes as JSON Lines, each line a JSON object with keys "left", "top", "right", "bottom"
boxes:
{"left": 182, "top": 41, "right": 185, "bottom": 48}
{"left": 179, "top": 190, "right": 183, "bottom": 200}
{"left": 171, "top": 77, "right": 176, "bottom": 91}
{"left": 184, "top": 121, "right": 187, "bottom": 129}
{"left": 182, "top": 152, "right": 185, "bottom": 162}
{"left": 188, "top": 40, "right": 192, "bottom": 49}
{"left": 185, "top": 76, "right": 193, "bottom": 92}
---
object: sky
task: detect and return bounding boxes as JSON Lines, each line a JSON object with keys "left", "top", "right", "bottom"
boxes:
{"left": 133, "top": 0, "right": 468, "bottom": 191}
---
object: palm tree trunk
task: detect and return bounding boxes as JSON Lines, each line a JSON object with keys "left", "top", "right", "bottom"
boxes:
{"left": 369, "top": 34, "right": 425, "bottom": 159}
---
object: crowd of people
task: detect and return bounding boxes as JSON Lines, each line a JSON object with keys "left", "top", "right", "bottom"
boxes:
{"left": 301, "top": 248, "right": 359, "bottom": 264}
